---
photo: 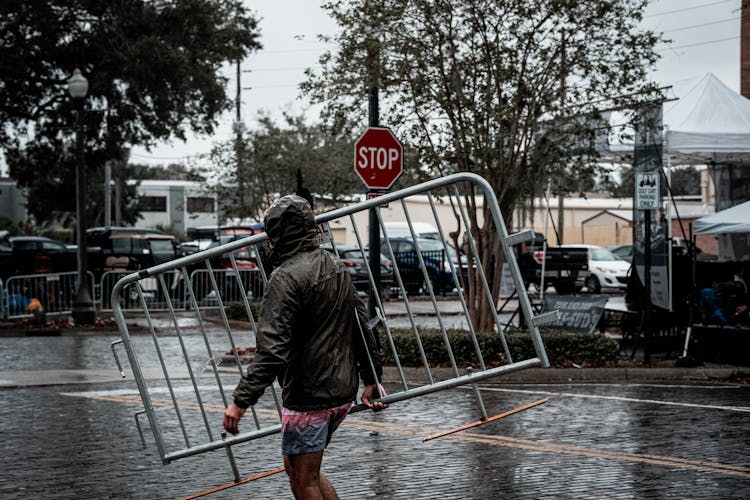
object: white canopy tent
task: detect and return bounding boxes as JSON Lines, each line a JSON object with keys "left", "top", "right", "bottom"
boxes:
{"left": 694, "top": 200, "right": 750, "bottom": 261}
{"left": 694, "top": 200, "right": 750, "bottom": 235}
{"left": 601, "top": 73, "right": 750, "bottom": 301}
{"left": 664, "top": 73, "right": 750, "bottom": 165}
{"left": 604, "top": 72, "right": 750, "bottom": 165}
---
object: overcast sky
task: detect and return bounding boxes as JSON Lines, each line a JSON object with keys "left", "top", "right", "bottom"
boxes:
{"left": 130, "top": 0, "right": 741, "bottom": 166}
{"left": 1, "top": 0, "right": 743, "bottom": 174}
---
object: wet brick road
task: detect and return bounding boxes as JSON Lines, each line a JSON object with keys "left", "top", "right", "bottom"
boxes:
{"left": 1, "top": 333, "right": 749, "bottom": 499}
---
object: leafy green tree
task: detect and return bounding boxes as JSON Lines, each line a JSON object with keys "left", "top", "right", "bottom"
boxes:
{"left": 0, "top": 0, "right": 261, "bottom": 226}
{"left": 604, "top": 164, "right": 700, "bottom": 200}
{"left": 138, "top": 163, "right": 205, "bottom": 182}
{"left": 204, "top": 112, "right": 370, "bottom": 222}
{"left": 669, "top": 166, "right": 700, "bottom": 196}
{"left": 603, "top": 165, "right": 635, "bottom": 199}
{"left": 303, "top": 0, "right": 663, "bottom": 330}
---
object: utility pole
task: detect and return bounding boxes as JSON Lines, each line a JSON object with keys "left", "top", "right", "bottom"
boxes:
{"left": 556, "top": 30, "right": 567, "bottom": 246}
{"left": 235, "top": 58, "right": 246, "bottom": 217}
{"left": 367, "top": 35, "right": 381, "bottom": 321}
{"left": 104, "top": 161, "right": 112, "bottom": 226}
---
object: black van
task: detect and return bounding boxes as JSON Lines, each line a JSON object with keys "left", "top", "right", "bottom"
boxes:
{"left": 86, "top": 227, "right": 182, "bottom": 274}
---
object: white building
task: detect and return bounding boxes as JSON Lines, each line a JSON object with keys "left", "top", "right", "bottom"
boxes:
{"left": 135, "top": 180, "right": 218, "bottom": 235}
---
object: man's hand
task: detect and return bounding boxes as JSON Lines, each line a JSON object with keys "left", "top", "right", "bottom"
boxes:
{"left": 361, "top": 384, "right": 388, "bottom": 412}
{"left": 223, "top": 403, "right": 247, "bottom": 435}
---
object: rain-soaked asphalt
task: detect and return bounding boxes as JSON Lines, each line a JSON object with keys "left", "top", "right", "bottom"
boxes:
{"left": 1, "top": 294, "right": 748, "bottom": 499}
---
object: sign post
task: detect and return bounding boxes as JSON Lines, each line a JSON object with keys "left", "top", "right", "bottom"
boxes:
{"left": 354, "top": 127, "right": 403, "bottom": 318}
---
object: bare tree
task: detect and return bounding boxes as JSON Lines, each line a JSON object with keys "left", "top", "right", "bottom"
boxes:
{"left": 303, "top": 0, "right": 664, "bottom": 330}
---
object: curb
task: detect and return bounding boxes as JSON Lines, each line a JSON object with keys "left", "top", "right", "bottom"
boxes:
{"left": 381, "top": 366, "right": 750, "bottom": 385}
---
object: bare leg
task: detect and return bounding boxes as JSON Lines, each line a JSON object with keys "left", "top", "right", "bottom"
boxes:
{"left": 284, "top": 451, "right": 339, "bottom": 500}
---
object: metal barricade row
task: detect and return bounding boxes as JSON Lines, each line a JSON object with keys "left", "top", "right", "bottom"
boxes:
{"left": 0, "top": 277, "right": 4, "bottom": 320}
{"left": 110, "top": 172, "right": 553, "bottom": 478}
{"left": 3, "top": 271, "right": 95, "bottom": 320}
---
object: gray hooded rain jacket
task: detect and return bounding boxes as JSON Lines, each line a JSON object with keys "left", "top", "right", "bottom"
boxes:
{"left": 232, "top": 195, "right": 382, "bottom": 411}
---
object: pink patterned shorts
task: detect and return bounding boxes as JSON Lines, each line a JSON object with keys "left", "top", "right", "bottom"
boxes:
{"left": 280, "top": 402, "right": 352, "bottom": 456}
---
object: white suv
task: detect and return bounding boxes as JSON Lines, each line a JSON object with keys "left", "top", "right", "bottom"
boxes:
{"left": 562, "top": 244, "right": 631, "bottom": 293}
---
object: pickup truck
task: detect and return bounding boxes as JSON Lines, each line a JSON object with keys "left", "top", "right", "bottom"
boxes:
{"left": 514, "top": 232, "right": 590, "bottom": 294}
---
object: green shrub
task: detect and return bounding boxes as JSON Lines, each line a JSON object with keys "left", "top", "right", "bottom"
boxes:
{"left": 225, "top": 300, "right": 260, "bottom": 321}
{"left": 379, "top": 328, "right": 619, "bottom": 368}
{"left": 39, "top": 226, "right": 74, "bottom": 244}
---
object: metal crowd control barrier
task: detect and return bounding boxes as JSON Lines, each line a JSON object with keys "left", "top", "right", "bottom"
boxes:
{"left": 111, "top": 172, "right": 555, "bottom": 482}
{"left": 4, "top": 271, "right": 94, "bottom": 320}
{"left": 97, "top": 269, "right": 263, "bottom": 312}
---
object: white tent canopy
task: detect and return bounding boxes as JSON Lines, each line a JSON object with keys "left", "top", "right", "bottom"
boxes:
{"left": 604, "top": 73, "right": 750, "bottom": 165}
{"left": 694, "top": 200, "right": 750, "bottom": 261}
{"left": 665, "top": 73, "right": 750, "bottom": 165}
{"left": 694, "top": 199, "right": 750, "bottom": 235}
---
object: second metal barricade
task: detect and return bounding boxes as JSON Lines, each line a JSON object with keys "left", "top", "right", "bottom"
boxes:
{"left": 111, "top": 172, "right": 554, "bottom": 480}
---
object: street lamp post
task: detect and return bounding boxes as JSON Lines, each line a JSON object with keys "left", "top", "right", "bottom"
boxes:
{"left": 68, "top": 68, "right": 96, "bottom": 324}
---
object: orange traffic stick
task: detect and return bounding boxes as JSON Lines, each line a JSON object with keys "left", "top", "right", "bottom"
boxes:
{"left": 179, "top": 466, "right": 286, "bottom": 499}
{"left": 423, "top": 397, "right": 549, "bottom": 442}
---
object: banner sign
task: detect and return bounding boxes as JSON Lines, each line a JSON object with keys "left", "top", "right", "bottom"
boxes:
{"left": 541, "top": 296, "right": 608, "bottom": 334}
{"left": 632, "top": 105, "right": 670, "bottom": 310}
{"left": 499, "top": 262, "right": 516, "bottom": 299}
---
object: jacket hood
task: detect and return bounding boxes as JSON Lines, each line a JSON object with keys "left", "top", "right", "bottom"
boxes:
{"left": 264, "top": 195, "right": 318, "bottom": 265}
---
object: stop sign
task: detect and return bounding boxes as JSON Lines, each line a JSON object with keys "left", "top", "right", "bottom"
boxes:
{"left": 354, "top": 127, "right": 403, "bottom": 190}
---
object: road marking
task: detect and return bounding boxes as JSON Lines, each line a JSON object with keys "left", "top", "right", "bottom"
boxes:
{"left": 71, "top": 392, "right": 750, "bottom": 479}
{"left": 470, "top": 386, "right": 750, "bottom": 412}
{"left": 512, "top": 382, "right": 744, "bottom": 390}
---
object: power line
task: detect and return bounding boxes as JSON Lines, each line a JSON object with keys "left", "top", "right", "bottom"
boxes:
{"left": 664, "top": 16, "right": 741, "bottom": 33}
{"left": 130, "top": 152, "right": 204, "bottom": 161}
{"left": 257, "top": 47, "right": 330, "bottom": 54}
{"left": 242, "top": 66, "right": 306, "bottom": 73}
{"left": 647, "top": 0, "right": 735, "bottom": 18}
{"left": 656, "top": 34, "right": 740, "bottom": 51}
{"left": 242, "top": 84, "right": 300, "bottom": 89}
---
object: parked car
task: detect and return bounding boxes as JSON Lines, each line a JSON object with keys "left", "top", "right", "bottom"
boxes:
{"left": 185, "top": 224, "right": 264, "bottom": 252}
{"left": 201, "top": 230, "right": 265, "bottom": 300}
{"left": 380, "top": 237, "right": 470, "bottom": 295}
{"left": 608, "top": 240, "right": 712, "bottom": 265}
{"left": 0, "top": 232, "right": 77, "bottom": 278}
{"left": 0, "top": 233, "right": 79, "bottom": 312}
{"left": 607, "top": 244, "right": 633, "bottom": 262}
{"left": 0, "top": 232, "right": 11, "bottom": 279}
{"left": 86, "top": 227, "right": 183, "bottom": 303}
{"left": 562, "top": 244, "right": 631, "bottom": 294}
{"left": 514, "top": 231, "right": 591, "bottom": 295}
{"left": 381, "top": 221, "right": 439, "bottom": 240}
{"left": 321, "top": 243, "right": 395, "bottom": 298}
{"left": 86, "top": 227, "right": 182, "bottom": 274}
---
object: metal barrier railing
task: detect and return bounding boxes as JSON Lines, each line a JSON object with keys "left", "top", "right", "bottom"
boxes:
{"left": 97, "top": 269, "right": 264, "bottom": 312}
{"left": 4, "top": 271, "right": 95, "bottom": 320}
{"left": 0, "top": 267, "right": 265, "bottom": 319}
{"left": 187, "top": 268, "right": 264, "bottom": 307}
{"left": 110, "top": 172, "right": 555, "bottom": 480}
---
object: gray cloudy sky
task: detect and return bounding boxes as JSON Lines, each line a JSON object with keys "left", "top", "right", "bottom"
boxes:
{"left": 131, "top": 0, "right": 742, "bottom": 166}
{"left": 1, "top": 0, "right": 737, "bottom": 173}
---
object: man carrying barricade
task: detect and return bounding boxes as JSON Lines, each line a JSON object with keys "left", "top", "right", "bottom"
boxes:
{"left": 223, "top": 195, "right": 387, "bottom": 499}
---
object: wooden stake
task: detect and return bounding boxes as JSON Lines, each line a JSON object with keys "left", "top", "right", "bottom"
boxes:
{"left": 179, "top": 466, "right": 285, "bottom": 499}
{"left": 423, "top": 397, "right": 549, "bottom": 442}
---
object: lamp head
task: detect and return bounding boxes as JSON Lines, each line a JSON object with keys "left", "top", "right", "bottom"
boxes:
{"left": 68, "top": 68, "right": 88, "bottom": 99}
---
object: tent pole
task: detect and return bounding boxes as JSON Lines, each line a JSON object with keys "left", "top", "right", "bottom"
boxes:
{"left": 665, "top": 130, "right": 673, "bottom": 312}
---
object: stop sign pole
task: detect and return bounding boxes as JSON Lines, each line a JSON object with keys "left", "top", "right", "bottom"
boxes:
{"left": 355, "top": 126, "right": 403, "bottom": 319}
